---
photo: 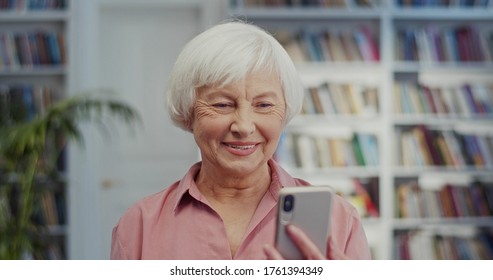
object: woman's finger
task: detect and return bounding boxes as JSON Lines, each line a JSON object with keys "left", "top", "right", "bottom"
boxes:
{"left": 263, "top": 244, "right": 285, "bottom": 260}
{"left": 327, "top": 236, "right": 350, "bottom": 260}
{"left": 285, "top": 224, "right": 326, "bottom": 260}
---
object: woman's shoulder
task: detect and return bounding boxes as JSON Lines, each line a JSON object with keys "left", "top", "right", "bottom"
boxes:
{"left": 117, "top": 181, "right": 181, "bottom": 224}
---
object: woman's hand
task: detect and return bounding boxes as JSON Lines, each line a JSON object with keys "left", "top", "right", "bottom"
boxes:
{"left": 263, "top": 224, "right": 349, "bottom": 260}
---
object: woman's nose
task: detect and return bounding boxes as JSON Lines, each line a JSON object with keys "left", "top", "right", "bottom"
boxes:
{"left": 230, "top": 106, "right": 255, "bottom": 137}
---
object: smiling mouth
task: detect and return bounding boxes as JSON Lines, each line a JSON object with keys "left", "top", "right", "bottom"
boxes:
{"left": 225, "top": 144, "right": 256, "bottom": 150}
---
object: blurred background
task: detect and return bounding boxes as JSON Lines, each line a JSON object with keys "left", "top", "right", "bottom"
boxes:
{"left": 1, "top": 0, "right": 492, "bottom": 260}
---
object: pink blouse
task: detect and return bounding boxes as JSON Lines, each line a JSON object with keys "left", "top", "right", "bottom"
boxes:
{"left": 111, "top": 159, "right": 372, "bottom": 259}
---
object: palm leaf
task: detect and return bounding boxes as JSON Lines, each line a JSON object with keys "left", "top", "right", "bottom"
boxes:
{"left": 0, "top": 90, "right": 140, "bottom": 259}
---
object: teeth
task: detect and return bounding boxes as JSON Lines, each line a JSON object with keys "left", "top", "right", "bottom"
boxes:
{"left": 228, "top": 144, "right": 255, "bottom": 150}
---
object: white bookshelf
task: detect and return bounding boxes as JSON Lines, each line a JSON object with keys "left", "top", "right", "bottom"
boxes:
{"left": 228, "top": 0, "right": 493, "bottom": 260}
{"left": 0, "top": 0, "right": 72, "bottom": 259}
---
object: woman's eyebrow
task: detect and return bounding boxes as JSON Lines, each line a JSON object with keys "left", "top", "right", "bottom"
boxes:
{"left": 253, "top": 91, "right": 281, "bottom": 99}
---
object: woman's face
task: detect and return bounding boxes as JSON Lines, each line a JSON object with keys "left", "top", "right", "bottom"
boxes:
{"left": 192, "top": 70, "right": 286, "bottom": 177}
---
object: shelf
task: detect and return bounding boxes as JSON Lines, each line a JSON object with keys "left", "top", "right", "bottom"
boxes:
{"left": 1, "top": 172, "right": 68, "bottom": 185}
{"left": 393, "top": 217, "right": 493, "bottom": 229}
{"left": 296, "top": 61, "right": 382, "bottom": 71}
{"left": 228, "top": 7, "right": 382, "bottom": 20}
{"left": 393, "top": 62, "right": 493, "bottom": 73}
{"left": 391, "top": 8, "right": 493, "bottom": 21}
{"left": 289, "top": 115, "right": 381, "bottom": 127}
{"left": 0, "top": 1, "right": 71, "bottom": 260}
{"left": 393, "top": 115, "right": 493, "bottom": 126}
{"left": 0, "top": 11, "right": 70, "bottom": 22}
{"left": 286, "top": 167, "right": 381, "bottom": 178}
{"left": 392, "top": 167, "right": 493, "bottom": 177}
{"left": 0, "top": 66, "right": 67, "bottom": 76}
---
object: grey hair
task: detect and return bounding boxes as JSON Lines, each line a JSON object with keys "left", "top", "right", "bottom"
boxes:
{"left": 166, "top": 21, "right": 304, "bottom": 132}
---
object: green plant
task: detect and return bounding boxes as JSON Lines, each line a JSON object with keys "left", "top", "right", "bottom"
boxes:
{"left": 0, "top": 91, "right": 140, "bottom": 259}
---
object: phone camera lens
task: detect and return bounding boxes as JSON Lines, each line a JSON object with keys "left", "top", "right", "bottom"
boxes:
{"left": 283, "top": 194, "right": 294, "bottom": 212}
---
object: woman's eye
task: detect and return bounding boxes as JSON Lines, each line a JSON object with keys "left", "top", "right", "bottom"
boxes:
{"left": 257, "top": 103, "right": 273, "bottom": 108}
{"left": 212, "top": 103, "right": 232, "bottom": 108}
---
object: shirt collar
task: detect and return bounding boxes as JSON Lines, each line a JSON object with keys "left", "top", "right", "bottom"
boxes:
{"left": 172, "top": 159, "right": 298, "bottom": 212}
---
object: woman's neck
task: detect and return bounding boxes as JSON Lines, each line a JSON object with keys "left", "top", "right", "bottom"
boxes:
{"left": 195, "top": 162, "right": 271, "bottom": 204}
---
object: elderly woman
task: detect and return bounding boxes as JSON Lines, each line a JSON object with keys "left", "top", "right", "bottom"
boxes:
{"left": 110, "top": 21, "right": 371, "bottom": 260}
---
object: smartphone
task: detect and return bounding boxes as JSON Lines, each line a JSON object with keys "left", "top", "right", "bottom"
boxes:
{"left": 275, "top": 186, "right": 333, "bottom": 259}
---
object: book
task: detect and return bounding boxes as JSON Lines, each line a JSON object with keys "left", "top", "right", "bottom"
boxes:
{"left": 316, "top": 83, "right": 336, "bottom": 115}
{"left": 360, "top": 25, "right": 379, "bottom": 61}
{"left": 35, "top": 31, "right": 50, "bottom": 65}
{"left": 399, "top": 131, "right": 412, "bottom": 166}
{"left": 57, "top": 32, "right": 67, "bottom": 64}
{"left": 295, "top": 135, "right": 318, "bottom": 169}
{"left": 471, "top": 83, "right": 492, "bottom": 114}
{"left": 442, "top": 28, "right": 459, "bottom": 62}
{"left": 429, "top": 88, "right": 449, "bottom": 116}
{"left": 462, "top": 134, "right": 485, "bottom": 167}
{"left": 421, "top": 85, "right": 438, "bottom": 114}
{"left": 435, "top": 132, "right": 455, "bottom": 167}
{"left": 301, "top": 29, "right": 323, "bottom": 62}
{"left": 352, "top": 134, "right": 366, "bottom": 166}
{"left": 22, "top": 85, "right": 35, "bottom": 121}
{"left": 439, "top": 184, "right": 458, "bottom": 218}
{"left": 397, "top": 183, "right": 411, "bottom": 218}
{"left": 354, "top": 28, "right": 375, "bottom": 62}
{"left": 415, "top": 85, "right": 430, "bottom": 114}
{"left": 28, "top": 33, "right": 40, "bottom": 65}
{"left": 403, "top": 28, "right": 419, "bottom": 61}
{"left": 470, "top": 182, "right": 493, "bottom": 216}
{"left": 416, "top": 29, "right": 432, "bottom": 62}
{"left": 320, "top": 32, "right": 335, "bottom": 62}
{"left": 329, "top": 83, "right": 351, "bottom": 115}
{"left": 0, "top": 86, "right": 10, "bottom": 125}
{"left": 353, "top": 178, "right": 379, "bottom": 217}
{"left": 407, "top": 84, "right": 423, "bottom": 114}
{"left": 400, "top": 82, "right": 414, "bottom": 114}
{"left": 455, "top": 26, "right": 474, "bottom": 62}
{"left": 328, "top": 138, "right": 346, "bottom": 167}
{"left": 441, "top": 87, "right": 460, "bottom": 116}
{"left": 46, "top": 31, "right": 62, "bottom": 65}
{"left": 5, "top": 33, "right": 20, "bottom": 67}
{"left": 314, "top": 136, "right": 331, "bottom": 168}
{"left": 356, "top": 133, "right": 379, "bottom": 166}
{"left": 309, "top": 87, "right": 324, "bottom": 114}
{"left": 423, "top": 126, "right": 445, "bottom": 165}
{"left": 41, "top": 191, "right": 59, "bottom": 226}
{"left": 411, "top": 126, "right": 434, "bottom": 166}
{"left": 326, "top": 30, "right": 347, "bottom": 61}
{"left": 301, "top": 88, "right": 317, "bottom": 114}
{"left": 427, "top": 25, "right": 446, "bottom": 62}
{"left": 344, "top": 84, "right": 365, "bottom": 115}
{"left": 339, "top": 29, "right": 363, "bottom": 61}
{"left": 475, "top": 135, "right": 493, "bottom": 168}
{"left": 461, "top": 84, "right": 482, "bottom": 114}
{"left": 283, "top": 35, "right": 308, "bottom": 63}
